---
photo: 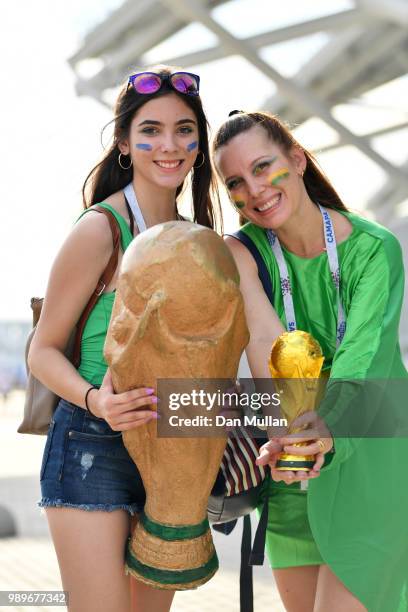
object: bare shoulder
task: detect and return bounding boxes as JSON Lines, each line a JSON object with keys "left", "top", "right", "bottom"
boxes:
{"left": 331, "top": 209, "right": 353, "bottom": 242}
{"left": 54, "top": 205, "right": 121, "bottom": 284}
{"left": 71, "top": 207, "right": 113, "bottom": 254}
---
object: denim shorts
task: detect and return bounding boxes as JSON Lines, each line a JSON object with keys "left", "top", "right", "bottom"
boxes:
{"left": 38, "top": 398, "right": 145, "bottom": 515}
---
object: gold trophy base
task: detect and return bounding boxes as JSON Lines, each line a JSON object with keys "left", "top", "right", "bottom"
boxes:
{"left": 275, "top": 452, "right": 315, "bottom": 471}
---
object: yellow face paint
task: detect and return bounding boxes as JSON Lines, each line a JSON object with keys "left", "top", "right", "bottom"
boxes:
{"left": 232, "top": 195, "right": 246, "bottom": 210}
{"left": 268, "top": 167, "right": 289, "bottom": 186}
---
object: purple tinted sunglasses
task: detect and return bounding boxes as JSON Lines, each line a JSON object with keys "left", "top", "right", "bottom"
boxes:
{"left": 128, "top": 71, "right": 200, "bottom": 96}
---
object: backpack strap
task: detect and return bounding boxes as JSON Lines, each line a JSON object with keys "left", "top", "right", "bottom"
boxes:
{"left": 240, "top": 515, "right": 254, "bottom": 612}
{"left": 249, "top": 483, "right": 269, "bottom": 566}
{"left": 239, "top": 482, "right": 269, "bottom": 612}
{"left": 72, "top": 205, "right": 121, "bottom": 367}
{"left": 226, "top": 230, "right": 274, "bottom": 305}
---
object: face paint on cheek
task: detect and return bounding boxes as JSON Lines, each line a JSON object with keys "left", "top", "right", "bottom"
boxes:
{"left": 232, "top": 196, "right": 246, "bottom": 210}
{"left": 268, "top": 167, "right": 290, "bottom": 186}
{"left": 186, "top": 140, "right": 198, "bottom": 152}
{"left": 135, "top": 143, "right": 153, "bottom": 151}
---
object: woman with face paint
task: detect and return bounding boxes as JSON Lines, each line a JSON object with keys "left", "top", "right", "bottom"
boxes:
{"left": 213, "top": 111, "right": 408, "bottom": 612}
{"left": 28, "top": 66, "right": 220, "bottom": 612}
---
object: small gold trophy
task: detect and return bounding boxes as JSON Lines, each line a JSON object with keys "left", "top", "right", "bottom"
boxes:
{"left": 268, "top": 330, "right": 324, "bottom": 471}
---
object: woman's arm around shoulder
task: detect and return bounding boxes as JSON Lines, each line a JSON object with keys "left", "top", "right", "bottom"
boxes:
{"left": 224, "top": 235, "right": 284, "bottom": 378}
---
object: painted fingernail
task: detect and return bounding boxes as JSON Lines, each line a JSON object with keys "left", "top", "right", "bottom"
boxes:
{"left": 150, "top": 412, "right": 159, "bottom": 419}
{"left": 146, "top": 388, "right": 155, "bottom": 394}
{"left": 151, "top": 396, "right": 158, "bottom": 403}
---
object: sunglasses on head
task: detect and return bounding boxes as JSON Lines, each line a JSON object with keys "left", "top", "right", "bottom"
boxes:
{"left": 128, "top": 71, "right": 200, "bottom": 96}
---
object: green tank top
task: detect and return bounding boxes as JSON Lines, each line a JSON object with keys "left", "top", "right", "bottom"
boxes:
{"left": 76, "top": 203, "right": 134, "bottom": 385}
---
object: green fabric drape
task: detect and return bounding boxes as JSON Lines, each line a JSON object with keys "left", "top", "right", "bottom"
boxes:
{"left": 241, "top": 212, "right": 408, "bottom": 612}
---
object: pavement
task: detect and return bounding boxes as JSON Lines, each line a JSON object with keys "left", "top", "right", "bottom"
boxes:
{"left": 0, "top": 392, "right": 285, "bottom": 612}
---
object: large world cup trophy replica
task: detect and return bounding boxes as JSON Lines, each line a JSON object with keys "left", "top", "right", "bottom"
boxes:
{"left": 269, "top": 330, "right": 325, "bottom": 471}
{"left": 104, "top": 221, "right": 249, "bottom": 589}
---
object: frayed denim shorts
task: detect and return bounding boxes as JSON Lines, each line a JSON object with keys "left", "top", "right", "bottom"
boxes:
{"left": 38, "top": 398, "right": 145, "bottom": 515}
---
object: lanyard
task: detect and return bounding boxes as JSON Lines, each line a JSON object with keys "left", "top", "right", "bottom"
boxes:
{"left": 266, "top": 205, "right": 346, "bottom": 347}
{"left": 123, "top": 183, "right": 147, "bottom": 233}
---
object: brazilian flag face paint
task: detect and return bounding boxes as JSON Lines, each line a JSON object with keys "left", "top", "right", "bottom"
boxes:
{"left": 268, "top": 167, "right": 290, "bottom": 186}
{"left": 232, "top": 195, "right": 246, "bottom": 211}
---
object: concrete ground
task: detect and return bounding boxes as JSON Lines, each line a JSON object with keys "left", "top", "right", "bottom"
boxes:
{"left": 0, "top": 392, "right": 285, "bottom": 612}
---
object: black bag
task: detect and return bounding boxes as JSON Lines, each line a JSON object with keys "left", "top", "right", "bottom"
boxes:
{"left": 208, "top": 428, "right": 268, "bottom": 523}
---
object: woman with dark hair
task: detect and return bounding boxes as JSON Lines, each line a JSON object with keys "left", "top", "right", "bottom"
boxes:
{"left": 213, "top": 111, "right": 408, "bottom": 612}
{"left": 28, "top": 66, "right": 220, "bottom": 612}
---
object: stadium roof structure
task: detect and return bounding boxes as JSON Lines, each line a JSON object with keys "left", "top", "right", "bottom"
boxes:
{"left": 68, "top": 0, "right": 408, "bottom": 353}
{"left": 68, "top": 0, "right": 408, "bottom": 224}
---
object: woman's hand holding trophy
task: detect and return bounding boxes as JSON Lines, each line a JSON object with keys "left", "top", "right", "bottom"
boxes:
{"left": 256, "top": 330, "right": 334, "bottom": 485}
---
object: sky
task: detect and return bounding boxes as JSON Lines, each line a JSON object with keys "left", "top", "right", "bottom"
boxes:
{"left": 1, "top": 0, "right": 407, "bottom": 321}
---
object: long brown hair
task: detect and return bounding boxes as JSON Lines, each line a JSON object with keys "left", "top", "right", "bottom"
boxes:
{"left": 213, "top": 111, "right": 347, "bottom": 225}
{"left": 83, "top": 65, "right": 221, "bottom": 230}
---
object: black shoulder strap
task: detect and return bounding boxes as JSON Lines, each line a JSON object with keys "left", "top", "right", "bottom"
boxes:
{"left": 227, "top": 231, "right": 274, "bottom": 305}
{"left": 249, "top": 490, "right": 269, "bottom": 566}
{"left": 241, "top": 482, "right": 269, "bottom": 612}
{"left": 124, "top": 194, "right": 135, "bottom": 235}
{"left": 240, "top": 515, "right": 254, "bottom": 612}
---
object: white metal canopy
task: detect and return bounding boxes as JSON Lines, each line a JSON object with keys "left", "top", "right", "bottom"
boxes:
{"left": 68, "top": 0, "right": 408, "bottom": 355}
{"left": 69, "top": 0, "right": 408, "bottom": 225}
